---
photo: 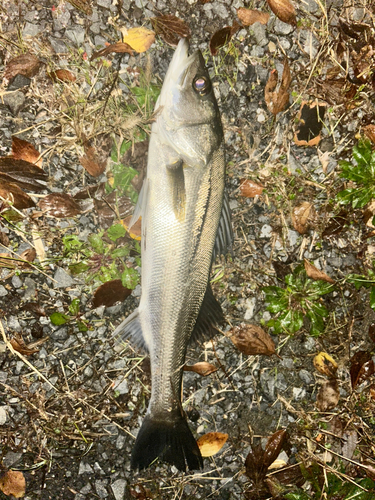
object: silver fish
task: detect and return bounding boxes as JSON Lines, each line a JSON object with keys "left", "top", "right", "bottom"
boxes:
{"left": 113, "top": 38, "right": 232, "bottom": 471}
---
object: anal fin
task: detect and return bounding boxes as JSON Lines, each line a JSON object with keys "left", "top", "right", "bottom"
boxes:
{"left": 112, "top": 308, "right": 148, "bottom": 353}
{"left": 190, "top": 283, "right": 224, "bottom": 344}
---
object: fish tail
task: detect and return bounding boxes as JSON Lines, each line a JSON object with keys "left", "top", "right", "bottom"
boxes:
{"left": 131, "top": 412, "right": 203, "bottom": 471}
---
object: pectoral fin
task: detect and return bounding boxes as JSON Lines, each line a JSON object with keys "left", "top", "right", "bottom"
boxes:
{"left": 167, "top": 161, "right": 186, "bottom": 222}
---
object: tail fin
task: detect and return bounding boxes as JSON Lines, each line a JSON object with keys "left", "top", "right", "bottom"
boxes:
{"left": 131, "top": 413, "right": 203, "bottom": 471}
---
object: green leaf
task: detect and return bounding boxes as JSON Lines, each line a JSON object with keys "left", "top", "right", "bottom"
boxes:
{"left": 69, "top": 262, "right": 89, "bottom": 275}
{"left": 111, "top": 246, "right": 130, "bottom": 258}
{"left": 284, "top": 492, "right": 310, "bottom": 500}
{"left": 336, "top": 188, "right": 355, "bottom": 205}
{"left": 120, "top": 139, "right": 131, "bottom": 156}
{"left": 308, "top": 280, "right": 334, "bottom": 296}
{"left": 50, "top": 312, "right": 70, "bottom": 325}
{"left": 266, "top": 297, "right": 289, "bottom": 313}
{"left": 63, "top": 234, "right": 85, "bottom": 254}
{"left": 262, "top": 286, "right": 286, "bottom": 300}
{"left": 353, "top": 139, "right": 372, "bottom": 168}
{"left": 107, "top": 223, "right": 126, "bottom": 242}
{"left": 121, "top": 267, "right": 139, "bottom": 290}
{"left": 88, "top": 233, "right": 105, "bottom": 254}
{"left": 68, "top": 298, "right": 80, "bottom": 316}
{"left": 370, "top": 286, "right": 375, "bottom": 310}
{"left": 306, "top": 309, "right": 325, "bottom": 336}
{"left": 77, "top": 321, "right": 88, "bottom": 332}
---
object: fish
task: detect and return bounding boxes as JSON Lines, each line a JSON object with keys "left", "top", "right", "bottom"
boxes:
{"left": 113, "top": 38, "right": 232, "bottom": 472}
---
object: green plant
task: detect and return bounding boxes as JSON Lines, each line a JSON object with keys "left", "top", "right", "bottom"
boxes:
{"left": 62, "top": 224, "right": 140, "bottom": 289}
{"left": 50, "top": 298, "right": 89, "bottom": 331}
{"left": 336, "top": 139, "right": 375, "bottom": 209}
{"left": 347, "top": 264, "right": 375, "bottom": 310}
{"left": 263, "top": 264, "right": 334, "bottom": 336}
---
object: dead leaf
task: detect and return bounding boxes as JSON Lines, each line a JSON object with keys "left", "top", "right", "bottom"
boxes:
{"left": 92, "top": 279, "right": 132, "bottom": 308}
{"left": 197, "top": 432, "right": 228, "bottom": 457}
{"left": 265, "top": 59, "right": 291, "bottom": 115}
{"left": 209, "top": 23, "right": 240, "bottom": 56}
{"left": 316, "top": 379, "right": 340, "bottom": 411}
{"left": 11, "top": 137, "right": 42, "bottom": 167}
{"left": 91, "top": 42, "right": 134, "bottom": 61}
{"left": 184, "top": 362, "right": 218, "bottom": 377}
{"left": 0, "top": 469, "right": 26, "bottom": 498}
{"left": 363, "top": 124, "right": 375, "bottom": 144}
{"left": 0, "top": 158, "right": 47, "bottom": 192}
{"left": 369, "top": 323, "right": 375, "bottom": 344}
{"left": 266, "top": 0, "right": 296, "bottom": 25}
{"left": 0, "top": 253, "right": 14, "bottom": 268}
{"left": 0, "top": 231, "right": 9, "bottom": 247}
{"left": 239, "top": 179, "right": 264, "bottom": 198}
{"left": 292, "top": 201, "right": 315, "bottom": 234}
{"left": 38, "top": 193, "right": 81, "bottom": 218}
{"left": 4, "top": 53, "right": 41, "bottom": 83}
{"left": 31, "top": 224, "right": 46, "bottom": 265}
{"left": 264, "top": 429, "right": 288, "bottom": 469}
{"left": 79, "top": 145, "right": 106, "bottom": 177}
{"left": 341, "top": 430, "right": 357, "bottom": 460}
{"left": 119, "top": 27, "right": 155, "bottom": 53}
{"left": 237, "top": 8, "right": 270, "bottom": 26}
{"left": 294, "top": 101, "right": 326, "bottom": 146}
{"left": 0, "top": 180, "right": 36, "bottom": 209}
{"left": 229, "top": 323, "right": 276, "bottom": 356}
{"left": 48, "top": 69, "right": 76, "bottom": 83}
{"left": 313, "top": 352, "right": 338, "bottom": 378}
{"left": 94, "top": 193, "right": 133, "bottom": 228}
{"left": 350, "top": 351, "right": 375, "bottom": 389}
{"left": 151, "top": 15, "right": 191, "bottom": 47}
{"left": 19, "top": 248, "right": 36, "bottom": 266}
{"left": 322, "top": 210, "right": 349, "bottom": 238}
{"left": 121, "top": 215, "right": 141, "bottom": 240}
{"left": 10, "top": 334, "right": 39, "bottom": 356}
{"left": 304, "top": 260, "right": 335, "bottom": 284}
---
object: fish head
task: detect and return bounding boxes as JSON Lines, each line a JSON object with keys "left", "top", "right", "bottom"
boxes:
{"left": 155, "top": 38, "right": 223, "bottom": 169}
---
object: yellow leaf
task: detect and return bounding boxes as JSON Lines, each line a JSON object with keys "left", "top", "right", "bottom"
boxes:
{"left": 197, "top": 432, "right": 228, "bottom": 457}
{"left": 313, "top": 352, "right": 338, "bottom": 378}
{"left": 120, "top": 27, "right": 155, "bottom": 53}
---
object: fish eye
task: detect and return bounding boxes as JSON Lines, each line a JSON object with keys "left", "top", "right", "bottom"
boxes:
{"left": 193, "top": 76, "right": 211, "bottom": 96}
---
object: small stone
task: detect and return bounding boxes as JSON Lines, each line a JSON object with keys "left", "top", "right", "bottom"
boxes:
{"left": 111, "top": 479, "right": 126, "bottom": 500}
{"left": 95, "top": 479, "right": 108, "bottom": 498}
{"left": 11, "top": 275, "right": 22, "bottom": 289}
{"left": 260, "top": 224, "right": 273, "bottom": 238}
{"left": 268, "top": 41, "right": 277, "bottom": 52}
{"left": 8, "top": 75, "right": 31, "bottom": 90}
{"left": 78, "top": 461, "right": 94, "bottom": 475}
{"left": 0, "top": 285, "right": 7, "bottom": 297}
{"left": 274, "top": 18, "right": 294, "bottom": 35}
{"left": 113, "top": 378, "right": 129, "bottom": 395}
{"left": 49, "top": 37, "right": 68, "bottom": 54}
{"left": 66, "top": 28, "right": 85, "bottom": 45}
{"left": 244, "top": 297, "right": 256, "bottom": 320}
{"left": 3, "top": 91, "right": 25, "bottom": 115}
{"left": 293, "top": 387, "right": 306, "bottom": 400}
{"left": 23, "top": 22, "right": 40, "bottom": 36}
{"left": 299, "top": 369, "right": 312, "bottom": 385}
{"left": 54, "top": 267, "right": 74, "bottom": 288}
{"left": 0, "top": 406, "right": 7, "bottom": 425}
{"left": 252, "top": 22, "right": 268, "bottom": 46}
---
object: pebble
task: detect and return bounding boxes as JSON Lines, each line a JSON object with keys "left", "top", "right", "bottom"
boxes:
{"left": 54, "top": 267, "right": 75, "bottom": 288}
{"left": 0, "top": 285, "right": 7, "bottom": 297}
{"left": 111, "top": 479, "right": 126, "bottom": 500}
{"left": 0, "top": 406, "right": 7, "bottom": 425}
{"left": 3, "top": 92, "right": 25, "bottom": 115}
{"left": 78, "top": 461, "right": 94, "bottom": 475}
{"left": 95, "top": 479, "right": 109, "bottom": 498}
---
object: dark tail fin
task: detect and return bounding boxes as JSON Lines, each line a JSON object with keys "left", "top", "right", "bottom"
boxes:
{"left": 131, "top": 413, "right": 203, "bottom": 471}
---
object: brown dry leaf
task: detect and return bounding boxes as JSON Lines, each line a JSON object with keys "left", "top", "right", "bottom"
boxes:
{"left": 48, "top": 69, "right": 77, "bottom": 83}
{"left": 151, "top": 15, "right": 191, "bottom": 46}
{"left": 183, "top": 362, "right": 218, "bottom": 377}
{"left": 38, "top": 193, "right": 81, "bottom": 218}
{"left": 292, "top": 201, "right": 314, "bottom": 234}
{"left": 316, "top": 379, "right": 340, "bottom": 411}
{"left": 0, "top": 469, "right": 26, "bottom": 498}
{"left": 0, "top": 158, "right": 47, "bottom": 192}
{"left": 230, "top": 323, "right": 276, "bottom": 356}
{"left": 121, "top": 215, "right": 141, "bottom": 240}
{"left": 10, "top": 334, "right": 39, "bottom": 356}
{"left": 0, "top": 253, "right": 14, "bottom": 268}
{"left": 91, "top": 42, "right": 134, "bottom": 61}
{"left": 294, "top": 101, "right": 326, "bottom": 146}
{"left": 19, "top": 248, "right": 36, "bottom": 267}
{"left": 322, "top": 210, "right": 349, "bottom": 238}
{"left": 4, "top": 53, "right": 41, "bottom": 82}
{"left": 237, "top": 8, "right": 270, "bottom": 26}
{"left": 239, "top": 179, "right": 264, "bottom": 197}
{"left": 0, "top": 180, "right": 35, "bottom": 209}
{"left": 313, "top": 352, "right": 338, "bottom": 378}
{"left": 363, "top": 124, "right": 375, "bottom": 143}
{"left": 92, "top": 279, "right": 132, "bottom": 308}
{"left": 304, "top": 260, "right": 335, "bottom": 284}
{"left": 264, "top": 59, "right": 291, "bottom": 115}
{"left": 11, "top": 137, "right": 42, "bottom": 167}
{"left": 209, "top": 22, "right": 240, "bottom": 56}
{"left": 266, "top": 0, "right": 296, "bottom": 25}
{"left": 79, "top": 145, "right": 106, "bottom": 177}
{"left": 264, "top": 429, "right": 288, "bottom": 469}
{"left": 350, "top": 351, "right": 375, "bottom": 389}
{"left": 119, "top": 27, "right": 155, "bottom": 53}
{"left": 197, "top": 432, "right": 228, "bottom": 457}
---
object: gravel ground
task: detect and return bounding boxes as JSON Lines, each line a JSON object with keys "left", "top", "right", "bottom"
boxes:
{"left": 1, "top": 0, "right": 375, "bottom": 499}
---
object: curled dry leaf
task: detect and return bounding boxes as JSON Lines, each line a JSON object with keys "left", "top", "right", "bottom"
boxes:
{"left": 294, "top": 101, "right": 326, "bottom": 147}
{"left": 120, "top": 27, "right": 155, "bottom": 53}
{"left": 0, "top": 158, "right": 47, "bottom": 192}
{"left": 0, "top": 180, "right": 35, "bottom": 209}
{"left": 38, "top": 193, "right": 81, "bottom": 218}
{"left": 183, "top": 362, "right": 218, "bottom": 377}
{"left": 209, "top": 22, "right": 240, "bottom": 56}
{"left": 316, "top": 379, "right": 340, "bottom": 411}
{"left": 92, "top": 279, "right": 132, "bottom": 308}
{"left": 10, "top": 334, "right": 39, "bottom": 356}
{"left": 19, "top": 248, "right": 36, "bottom": 267}
{"left": 264, "top": 59, "right": 291, "bottom": 115}
{"left": 11, "top": 136, "right": 42, "bottom": 167}
{"left": 363, "top": 124, "right": 375, "bottom": 144}
{"left": 79, "top": 145, "right": 106, "bottom": 177}
{"left": 91, "top": 42, "right": 134, "bottom": 61}
{"left": 0, "top": 469, "right": 26, "bottom": 498}
{"left": 237, "top": 8, "right": 270, "bottom": 26}
{"left": 350, "top": 351, "right": 375, "bottom": 389}
{"left": 48, "top": 69, "right": 76, "bottom": 83}
{"left": 266, "top": 0, "right": 296, "bottom": 26}
{"left": 230, "top": 323, "right": 276, "bottom": 356}
{"left": 313, "top": 351, "right": 338, "bottom": 378}
{"left": 292, "top": 201, "right": 315, "bottom": 234}
{"left": 239, "top": 179, "right": 264, "bottom": 198}
{"left": 4, "top": 53, "right": 41, "bottom": 82}
{"left": 322, "top": 210, "right": 349, "bottom": 238}
{"left": 151, "top": 15, "right": 191, "bottom": 46}
{"left": 264, "top": 429, "right": 288, "bottom": 469}
{"left": 121, "top": 215, "right": 141, "bottom": 240}
{"left": 304, "top": 260, "right": 335, "bottom": 284}
{"left": 197, "top": 432, "right": 228, "bottom": 457}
